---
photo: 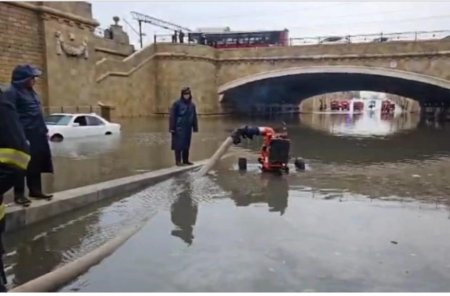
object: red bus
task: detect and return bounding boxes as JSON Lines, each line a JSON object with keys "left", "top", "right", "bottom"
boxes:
{"left": 188, "top": 29, "right": 289, "bottom": 49}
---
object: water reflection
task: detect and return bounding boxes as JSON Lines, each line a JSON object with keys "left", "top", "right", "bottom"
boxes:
{"left": 59, "top": 170, "right": 450, "bottom": 292}
{"left": 170, "top": 180, "right": 198, "bottom": 245}
{"left": 300, "top": 113, "right": 420, "bottom": 137}
{"left": 232, "top": 174, "right": 288, "bottom": 215}
{"left": 50, "top": 135, "right": 121, "bottom": 158}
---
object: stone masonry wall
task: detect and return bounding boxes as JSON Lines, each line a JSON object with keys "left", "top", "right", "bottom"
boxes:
{"left": 40, "top": 2, "right": 98, "bottom": 110}
{"left": 94, "top": 36, "right": 134, "bottom": 62}
{"left": 94, "top": 44, "right": 219, "bottom": 116}
{"left": 0, "top": 2, "right": 47, "bottom": 102}
{"left": 94, "top": 45, "right": 157, "bottom": 118}
{"left": 153, "top": 44, "right": 218, "bottom": 114}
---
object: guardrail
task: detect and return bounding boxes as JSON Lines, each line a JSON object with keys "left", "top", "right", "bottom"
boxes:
{"left": 289, "top": 30, "right": 450, "bottom": 46}
{"left": 153, "top": 34, "right": 197, "bottom": 45}
{"left": 152, "top": 29, "right": 450, "bottom": 47}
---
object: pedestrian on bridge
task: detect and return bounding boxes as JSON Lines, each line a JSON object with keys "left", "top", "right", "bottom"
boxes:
{"left": 0, "top": 85, "right": 31, "bottom": 291}
{"left": 172, "top": 30, "right": 178, "bottom": 43}
{"left": 2, "top": 65, "right": 54, "bottom": 206}
{"left": 179, "top": 30, "right": 185, "bottom": 43}
{"left": 169, "top": 87, "right": 198, "bottom": 166}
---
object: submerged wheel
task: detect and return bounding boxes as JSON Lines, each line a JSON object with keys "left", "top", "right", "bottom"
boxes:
{"left": 238, "top": 157, "right": 247, "bottom": 171}
{"left": 50, "top": 134, "right": 63, "bottom": 142}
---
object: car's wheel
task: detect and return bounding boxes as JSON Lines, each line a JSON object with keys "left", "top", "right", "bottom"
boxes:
{"left": 50, "top": 134, "right": 64, "bottom": 142}
{"left": 105, "top": 131, "right": 112, "bottom": 135}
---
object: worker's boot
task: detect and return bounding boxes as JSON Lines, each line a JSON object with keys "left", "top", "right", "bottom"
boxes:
{"left": 29, "top": 192, "right": 53, "bottom": 199}
{"left": 28, "top": 176, "right": 53, "bottom": 199}
{"left": 182, "top": 150, "right": 193, "bottom": 165}
{"left": 175, "top": 151, "right": 183, "bottom": 166}
{"left": 14, "top": 194, "right": 31, "bottom": 207}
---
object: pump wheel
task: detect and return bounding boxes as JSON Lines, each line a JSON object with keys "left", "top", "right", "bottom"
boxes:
{"left": 238, "top": 157, "right": 247, "bottom": 171}
{"left": 294, "top": 158, "right": 305, "bottom": 171}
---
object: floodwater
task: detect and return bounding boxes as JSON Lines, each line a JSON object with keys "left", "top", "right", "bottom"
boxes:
{"left": 5, "top": 112, "right": 450, "bottom": 292}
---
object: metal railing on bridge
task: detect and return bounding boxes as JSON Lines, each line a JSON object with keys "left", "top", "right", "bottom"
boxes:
{"left": 289, "top": 30, "right": 450, "bottom": 46}
{"left": 152, "top": 29, "right": 450, "bottom": 47}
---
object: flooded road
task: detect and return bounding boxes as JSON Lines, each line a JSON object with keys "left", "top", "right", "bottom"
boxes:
{"left": 43, "top": 117, "right": 233, "bottom": 193}
{"left": 5, "top": 113, "right": 450, "bottom": 292}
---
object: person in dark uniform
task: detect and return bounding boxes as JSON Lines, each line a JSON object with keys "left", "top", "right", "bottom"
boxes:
{"left": 0, "top": 86, "right": 31, "bottom": 291}
{"left": 2, "top": 65, "right": 54, "bottom": 206}
{"left": 169, "top": 87, "right": 198, "bottom": 166}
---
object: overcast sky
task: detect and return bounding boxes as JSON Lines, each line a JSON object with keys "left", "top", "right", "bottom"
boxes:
{"left": 90, "top": 1, "right": 450, "bottom": 48}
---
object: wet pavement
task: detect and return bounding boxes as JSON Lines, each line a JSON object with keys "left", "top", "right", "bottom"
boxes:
{"left": 5, "top": 113, "right": 450, "bottom": 292}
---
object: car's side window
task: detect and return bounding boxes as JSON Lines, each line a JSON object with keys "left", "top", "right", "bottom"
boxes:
{"left": 74, "top": 116, "right": 88, "bottom": 126}
{"left": 87, "top": 116, "right": 105, "bottom": 126}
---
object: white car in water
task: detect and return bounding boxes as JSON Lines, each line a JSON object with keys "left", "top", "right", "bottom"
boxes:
{"left": 45, "top": 113, "right": 121, "bottom": 142}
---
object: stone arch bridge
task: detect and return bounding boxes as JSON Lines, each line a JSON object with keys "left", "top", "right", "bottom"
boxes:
{"left": 95, "top": 39, "right": 450, "bottom": 116}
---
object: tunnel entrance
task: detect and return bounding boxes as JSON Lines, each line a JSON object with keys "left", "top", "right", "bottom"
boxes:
{"left": 219, "top": 66, "right": 450, "bottom": 120}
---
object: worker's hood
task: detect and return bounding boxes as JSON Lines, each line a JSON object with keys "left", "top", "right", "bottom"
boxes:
{"left": 11, "top": 65, "right": 42, "bottom": 88}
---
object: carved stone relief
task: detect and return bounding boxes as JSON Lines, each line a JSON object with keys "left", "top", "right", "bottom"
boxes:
{"left": 55, "top": 31, "right": 89, "bottom": 59}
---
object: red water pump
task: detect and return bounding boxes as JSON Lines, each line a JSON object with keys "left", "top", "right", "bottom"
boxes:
{"left": 231, "top": 124, "right": 305, "bottom": 174}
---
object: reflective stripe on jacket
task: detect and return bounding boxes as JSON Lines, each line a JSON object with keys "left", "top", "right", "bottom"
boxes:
{"left": 0, "top": 204, "right": 5, "bottom": 222}
{"left": 0, "top": 148, "right": 30, "bottom": 170}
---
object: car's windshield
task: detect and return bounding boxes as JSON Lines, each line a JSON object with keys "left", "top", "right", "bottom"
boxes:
{"left": 45, "top": 115, "right": 73, "bottom": 126}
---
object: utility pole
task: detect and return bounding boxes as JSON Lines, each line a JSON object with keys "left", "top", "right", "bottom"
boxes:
{"left": 138, "top": 20, "right": 143, "bottom": 48}
{"left": 122, "top": 16, "right": 145, "bottom": 49}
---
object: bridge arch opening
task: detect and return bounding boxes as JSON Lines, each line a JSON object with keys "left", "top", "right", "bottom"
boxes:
{"left": 218, "top": 66, "right": 450, "bottom": 114}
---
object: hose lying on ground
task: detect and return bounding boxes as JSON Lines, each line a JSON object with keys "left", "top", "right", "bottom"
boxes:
{"left": 12, "top": 146, "right": 236, "bottom": 292}
{"left": 10, "top": 222, "right": 146, "bottom": 292}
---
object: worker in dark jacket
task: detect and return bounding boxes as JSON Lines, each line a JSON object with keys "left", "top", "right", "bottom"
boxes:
{"left": 169, "top": 87, "right": 198, "bottom": 166}
{"left": 2, "top": 65, "right": 54, "bottom": 205}
{"left": 0, "top": 87, "right": 31, "bottom": 291}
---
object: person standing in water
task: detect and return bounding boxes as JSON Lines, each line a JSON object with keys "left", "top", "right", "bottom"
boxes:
{"left": 169, "top": 87, "right": 198, "bottom": 166}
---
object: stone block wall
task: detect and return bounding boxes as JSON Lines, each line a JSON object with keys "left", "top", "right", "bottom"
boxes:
{"left": 152, "top": 44, "right": 218, "bottom": 114}
{"left": 95, "top": 59, "right": 156, "bottom": 118}
{"left": 94, "top": 44, "right": 157, "bottom": 118}
{"left": 40, "top": 3, "right": 98, "bottom": 110}
{"left": 94, "top": 36, "right": 134, "bottom": 61}
{"left": 0, "top": 2, "right": 46, "bottom": 102}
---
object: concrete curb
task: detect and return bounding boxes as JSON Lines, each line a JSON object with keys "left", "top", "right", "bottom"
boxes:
{"left": 5, "top": 161, "right": 206, "bottom": 233}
